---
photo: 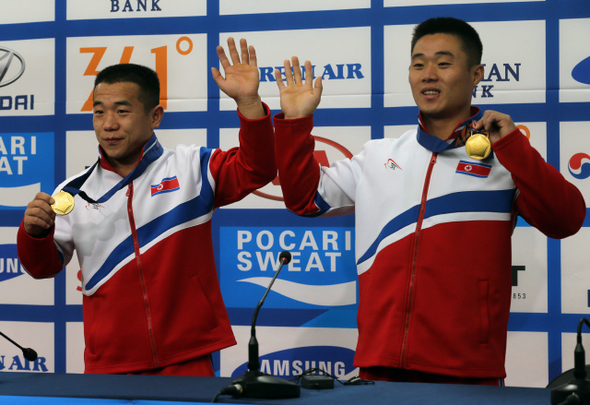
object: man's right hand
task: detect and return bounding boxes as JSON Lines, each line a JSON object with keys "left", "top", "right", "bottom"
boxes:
{"left": 275, "top": 56, "right": 323, "bottom": 119}
{"left": 24, "top": 192, "right": 56, "bottom": 237}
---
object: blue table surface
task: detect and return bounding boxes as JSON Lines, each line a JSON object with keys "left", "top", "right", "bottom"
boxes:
{"left": 0, "top": 372, "right": 553, "bottom": 404}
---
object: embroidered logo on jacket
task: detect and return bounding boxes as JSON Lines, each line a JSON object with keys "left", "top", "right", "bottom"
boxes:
{"left": 456, "top": 160, "right": 491, "bottom": 178}
{"left": 384, "top": 158, "right": 403, "bottom": 171}
{"left": 151, "top": 176, "right": 180, "bottom": 196}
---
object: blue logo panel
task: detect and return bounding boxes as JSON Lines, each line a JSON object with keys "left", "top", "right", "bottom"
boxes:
{"left": 220, "top": 226, "right": 357, "bottom": 310}
{"left": 230, "top": 346, "right": 356, "bottom": 378}
{"left": 0, "top": 132, "right": 54, "bottom": 209}
{"left": 0, "top": 244, "right": 25, "bottom": 282}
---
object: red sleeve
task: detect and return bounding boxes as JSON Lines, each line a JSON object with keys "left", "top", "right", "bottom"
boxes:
{"left": 493, "top": 128, "right": 586, "bottom": 238}
{"left": 210, "top": 103, "right": 277, "bottom": 207}
{"left": 17, "top": 221, "right": 63, "bottom": 279}
{"left": 273, "top": 112, "right": 322, "bottom": 216}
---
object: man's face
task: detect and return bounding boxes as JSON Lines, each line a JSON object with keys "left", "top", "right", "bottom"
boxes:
{"left": 92, "top": 81, "right": 162, "bottom": 175}
{"left": 409, "top": 33, "right": 483, "bottom": 125}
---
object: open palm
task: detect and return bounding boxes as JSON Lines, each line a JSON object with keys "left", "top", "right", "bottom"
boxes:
{"left": 275, "top": 57, "right": 323, "bottom": 119}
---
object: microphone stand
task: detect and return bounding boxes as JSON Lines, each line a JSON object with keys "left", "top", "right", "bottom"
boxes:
{"left": 552, "top": 318, "right": 590, "bottom": 404}
{"left": 230, "top": 251, "right": 301, "bottom": 399}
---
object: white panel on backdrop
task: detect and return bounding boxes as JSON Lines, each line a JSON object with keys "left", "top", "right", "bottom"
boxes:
{"left": 218, "top": 28, "right": 371, "bottom": 111}
{"left": 562, "top": 332, "right": 590, "bottom": 374}
{"left": 221, "top": 126, "right": 371, "bottom": 209}
{"left": 560, "top": 120, "right": 588, "bottom": 324}
{"left": 66, "top": 131, "right": 99, "bottom": 179}
{"left": 511, "top": 227, "right": 548, "bottom": 313}
{"left": 559, "top": 19, "right": 590, "bottom": 103}
{"left": 384, "top": 21, "right": 546, "bottom": 108}
{"left": 0, "top": 227, "right": 54, "bottom": 306}
{"left": 155, "top": 129, "right": 208, "bottom": 151}
{"left": 0, "top": 39, "right": 55, "bottom": 116}
{"left": 0, "top": 321, "right": 53, "bottom": 373}
{"left": 66, "top": 34, "right": 207, "bottom": 114}
{"left": 504, "top": 332, "right": 548, "bottom": 388}
{"left": 561, "top": 228, "right": 590, "bottom": 314}
{"left": 66, "top": 262, "right": 83, "bottom": 306}
{"left": 220, "top": 0, "right": 370, "bottom": 15}
{"left": 560, "top": 122, "right": 590, "bottom": 207}
{"left": 0, "top": 1, "right": 54, "bottom": 24}
{"left": 511, "top": 123, "right": 549, "bottom": 313}
{"left": 384, "top": 125, "right": 416, "bottom": 139}
{"left": 66, "top": 322, "right": 84, "bottom": 374}
{"left": 67, "top": 0, "right": 206, "bottom": 20}
{"left": 385, "top": 0, "right": 538, "bottom": 5}
{"left": 519, "top": 122, "right": 547, "bottom": 161}
{"left": 220, "top": 326, "right": 359, "bottom": 379}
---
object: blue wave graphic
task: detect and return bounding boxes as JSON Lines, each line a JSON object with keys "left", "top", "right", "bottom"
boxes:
{"left": 0, "top": 183, "right": 41, "bottom": 208}
{"left": 238, "top": 277, "right": 356, "bottom": 306}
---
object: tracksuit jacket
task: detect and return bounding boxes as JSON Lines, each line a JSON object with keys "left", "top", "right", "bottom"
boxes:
{"left": 274, "top": 108, "right": 586, "bottom": 379}
{"left": 17, "top": 106, "right": 276, "bottom": 374}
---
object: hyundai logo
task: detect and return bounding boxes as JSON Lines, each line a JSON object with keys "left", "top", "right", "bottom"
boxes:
{"left": 0, "top": 47, "right": 26, "bottom": 88}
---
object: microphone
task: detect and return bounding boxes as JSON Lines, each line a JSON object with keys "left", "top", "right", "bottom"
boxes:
{"left": 551, "top": 318, "right": 590, "bottom": 404}
{"left": 230, "top": 250, "right": 300, "bottom": 399}
{"left": 0, "top": 330, "right": 38, "bottom": 362}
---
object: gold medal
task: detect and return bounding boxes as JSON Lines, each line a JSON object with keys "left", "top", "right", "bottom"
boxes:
{"left": 465, "top": 131, "right": 491, "bottom": 160}
{"left": 52, "top": 191, "right": 75, "bottom": 215}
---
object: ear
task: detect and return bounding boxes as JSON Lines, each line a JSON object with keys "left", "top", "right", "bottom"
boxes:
{"left": 151, "top": 105, "right": 164, "bottom": 129}
{"left": 472, "top": 64, "right": 484, "bottom": 87}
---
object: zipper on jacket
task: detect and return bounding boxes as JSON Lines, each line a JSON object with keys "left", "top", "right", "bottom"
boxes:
{"left": 127, "top": 183, "right": 159, "bottom": 367}
{"left": 400, "top": 152, "right": 437, "bottom": 368}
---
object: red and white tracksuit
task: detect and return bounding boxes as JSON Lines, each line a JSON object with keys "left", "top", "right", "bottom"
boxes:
{"left": 274, "top": 108, "right": 585, "bottom": 379}
{"left": 17, "top": 107, "right": 276, "bottom": 374}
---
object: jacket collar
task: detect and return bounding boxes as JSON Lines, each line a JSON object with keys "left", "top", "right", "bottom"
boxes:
{"left": 62, "top": 134, "right": 164, "bottom": 205}
{"left": 416, "top": 107, "right": 484, "bottom": 153}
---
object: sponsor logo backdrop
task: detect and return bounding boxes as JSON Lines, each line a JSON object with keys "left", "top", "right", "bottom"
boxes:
{"left": 0, "top": 0, "right": 589, "bottom": 388}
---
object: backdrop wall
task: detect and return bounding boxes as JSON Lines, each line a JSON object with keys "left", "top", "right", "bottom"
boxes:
{"left": 0, "top": 0, "right": 589, "bottom": 388}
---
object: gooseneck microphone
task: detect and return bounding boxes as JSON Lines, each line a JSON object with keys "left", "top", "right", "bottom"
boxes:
{"left": 551, "top": 318, "right": 590, "bottom": 405}
{"left": 0, "top": 330, "right": 38, "bottom": 362}
{"left": 228, "top": 250, "right": 300, "bottom": 399}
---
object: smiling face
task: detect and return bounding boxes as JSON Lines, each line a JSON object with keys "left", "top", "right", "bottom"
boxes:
{"left": 92, "top": 81, "right": 163, "bottom": 176}
{"left": 409, "top": 33, "right": 483, "bottom": 135}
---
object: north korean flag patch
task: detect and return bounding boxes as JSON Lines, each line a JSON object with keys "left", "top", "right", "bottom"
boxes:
{"left": 151, "top": 176, "right": 180, "bottom": 196}
{"left": 456, "top": 160, "right": 492, "bottom": 178}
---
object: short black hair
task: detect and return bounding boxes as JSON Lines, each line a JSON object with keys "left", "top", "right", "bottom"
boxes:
{"left": 411, "top": 17, "right": 483, "bottom": 68}
{"left": 94, "top": 63, "right": 160, "bottom": 111}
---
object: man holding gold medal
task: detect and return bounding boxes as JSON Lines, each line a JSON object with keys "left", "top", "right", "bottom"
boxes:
{"left": 17, "top": 38, "right": 276, "bottom": 376}
{"left": 272, "top": 18, "right": 586, "bottom": 385}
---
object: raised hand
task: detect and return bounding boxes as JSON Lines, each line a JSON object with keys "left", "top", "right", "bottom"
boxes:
{"left": 212, "top": 37, "right": 264, "bottom": 119}
{"left": 275, "top": 56, "right": 323, "bottom": 119}
{"left": 474, "top": 110, "right": 518, "bottom": 144}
